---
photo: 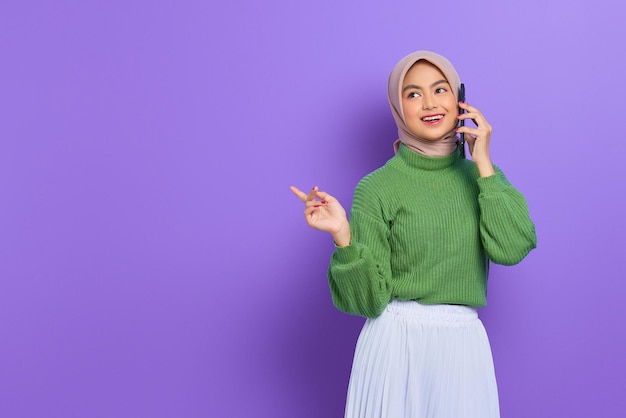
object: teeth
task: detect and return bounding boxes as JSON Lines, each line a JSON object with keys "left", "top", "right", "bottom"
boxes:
{"left": 422, "top": 115, "right": 443, "bottom": 122}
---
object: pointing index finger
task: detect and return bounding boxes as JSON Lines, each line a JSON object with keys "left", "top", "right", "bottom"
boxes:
{"left": 290, "top": 185, "right": 310, "bottom": 202}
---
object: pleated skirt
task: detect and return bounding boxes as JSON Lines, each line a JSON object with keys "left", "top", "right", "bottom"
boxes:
{"left": 345, "top": 300, "right": 500, "bottom": 418}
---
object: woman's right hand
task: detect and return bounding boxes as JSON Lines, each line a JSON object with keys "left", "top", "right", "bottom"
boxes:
{"left": 289, "top": 186, "right": 351, "bottom": 247}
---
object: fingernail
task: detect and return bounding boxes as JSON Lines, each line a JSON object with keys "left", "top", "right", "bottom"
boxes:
{"left": 321, "top": 200, "right": 327, "bottom": 204}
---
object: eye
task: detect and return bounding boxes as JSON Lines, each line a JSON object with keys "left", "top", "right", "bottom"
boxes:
{"left": 435, "top": 87, "right": 448, "bottom": 94}
{"left": 406, "top": 91, "right": 421, "bottom": 99}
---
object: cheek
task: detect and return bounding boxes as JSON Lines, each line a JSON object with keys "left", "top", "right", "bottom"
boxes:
{"left": 446, "top": 98, "right": 460, "bottom": 125}
{"left": 401, "top": 100, "right": 419, "bottom": 121}
{"left": 445, "top": 116, "right": 458, "bottom": 132}
{"left": 444, "top": 106, "right": 458, "bottom": 127}
{"left": 445, "top": 95, "right": 458, "bottom": 110}
{"left": 400, "top": 100, "right": 410, "bottom": 119}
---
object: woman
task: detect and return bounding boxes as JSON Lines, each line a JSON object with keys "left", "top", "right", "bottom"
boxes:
{"left": 291, "top": 51, "right": 536, "bottom": 418}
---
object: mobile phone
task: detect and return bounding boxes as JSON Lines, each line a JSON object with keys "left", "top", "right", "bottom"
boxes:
{"left": 458, "top": 83, "right": 466, "bottom": 158}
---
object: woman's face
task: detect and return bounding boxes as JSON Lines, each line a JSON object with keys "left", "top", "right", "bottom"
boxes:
{"left": 401, "top": 61, "right": 458, "bottom": 140}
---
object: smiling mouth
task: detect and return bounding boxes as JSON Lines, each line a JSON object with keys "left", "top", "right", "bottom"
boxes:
{"left": 421, "top": 114, "right": 444, "bottom": 123}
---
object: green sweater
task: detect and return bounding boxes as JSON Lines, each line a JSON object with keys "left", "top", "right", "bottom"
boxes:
{"left": 328, "top": 143, "right": 537, "bottom": 318}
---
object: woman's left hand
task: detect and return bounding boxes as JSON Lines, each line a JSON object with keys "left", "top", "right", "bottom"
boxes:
{"left": 457, "top": 102, "right": 495, "bottom": 177}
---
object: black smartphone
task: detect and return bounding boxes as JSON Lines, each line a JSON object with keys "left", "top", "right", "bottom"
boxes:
{"left": 458, "top": 83, "right": 466, "bottom": 158}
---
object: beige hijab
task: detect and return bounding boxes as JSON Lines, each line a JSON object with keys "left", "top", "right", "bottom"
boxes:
{"left": 388, "top": 51, "right": 461, "bottom": 157}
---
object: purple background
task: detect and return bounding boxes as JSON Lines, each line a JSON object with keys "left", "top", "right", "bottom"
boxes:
{"left": 1, "top": 1, "right": 625, "bottom": 417}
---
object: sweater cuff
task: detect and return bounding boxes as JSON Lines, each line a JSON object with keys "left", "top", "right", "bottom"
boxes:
{"left": 477, "top": 174, "right": 506, "bottom": 195}
{"left": 333, "top": 242, "right": 360, "bottom": 264}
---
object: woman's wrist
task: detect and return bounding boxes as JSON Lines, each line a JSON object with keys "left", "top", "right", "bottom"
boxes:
{"left": 474, "top": 154, "right": 495, "bottom": 177}
{"left": 332, "top": 221, "right": 351, "bottom": 247}
{"left": 477, "top": 163, "right": 496, "bottom": 177}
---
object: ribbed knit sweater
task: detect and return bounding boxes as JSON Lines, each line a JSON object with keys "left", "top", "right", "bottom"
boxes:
{"left": 328, "top": 143, "right": 537, "bottom": 318}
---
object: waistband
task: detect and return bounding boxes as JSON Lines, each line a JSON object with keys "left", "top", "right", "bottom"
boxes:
{"left": 384, "top": 299, "right": 478, "bottom": 325}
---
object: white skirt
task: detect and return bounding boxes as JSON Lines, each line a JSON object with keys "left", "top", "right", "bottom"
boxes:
{"left": 345, "top": 300, "right": 500, "bottom": 418}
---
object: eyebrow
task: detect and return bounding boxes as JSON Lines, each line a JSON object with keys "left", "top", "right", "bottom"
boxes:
{"left": 402, "top": 79, "right": 449, "bottom": 92}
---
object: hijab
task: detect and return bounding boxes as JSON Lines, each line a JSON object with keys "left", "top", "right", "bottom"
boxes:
{"left": 388, "top": 51, "right": 461, "bottom": 157}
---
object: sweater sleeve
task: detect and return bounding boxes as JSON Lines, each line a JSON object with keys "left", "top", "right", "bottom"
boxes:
{"left": 327, "top": 181, "right": 393, "bottom": 318}
{"left": 477, "top": 167, "right": 537, "bottom": 265}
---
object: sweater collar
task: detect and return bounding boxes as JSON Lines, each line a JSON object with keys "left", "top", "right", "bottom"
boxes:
{"left": 394, "top": 142, "right": 461, "bottom": 171}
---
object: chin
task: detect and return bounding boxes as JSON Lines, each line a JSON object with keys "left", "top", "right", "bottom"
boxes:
{"left": 413, "top": 128, "right": 455, "bottom": 141}
{"left": 408, "top": 120, "right": 456, "bottom": 140}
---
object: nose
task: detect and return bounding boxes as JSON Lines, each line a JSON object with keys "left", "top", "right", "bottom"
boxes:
{"left": 422, "top": 94, "right": 437, "bottom": 110}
